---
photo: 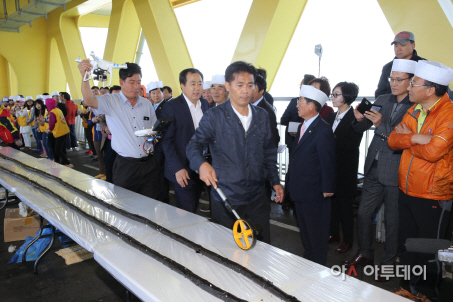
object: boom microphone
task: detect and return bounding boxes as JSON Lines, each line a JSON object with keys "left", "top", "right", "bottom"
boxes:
{"left": 405, "top": 238, "right": 451, "bottom": 254}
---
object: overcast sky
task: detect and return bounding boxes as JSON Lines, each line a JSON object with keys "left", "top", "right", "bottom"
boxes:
{"left": 80, "top": 0, "right": 395, "bottom": 97}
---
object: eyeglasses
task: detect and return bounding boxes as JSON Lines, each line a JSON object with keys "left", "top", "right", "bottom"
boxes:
{"left": 409, "top": 81, "right": 430, "bottom": 88}
{"left": 388, "top": 77, "right": 410, "bottom": 84}
{"left": 330, "top": 93, "right": 342, "bottom": 98}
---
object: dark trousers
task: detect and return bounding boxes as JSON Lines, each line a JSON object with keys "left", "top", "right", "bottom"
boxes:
{"left": 171, "top": 174, "right": 204, "bottom": 213}
{"left": 8, "top": 142, "right": 21, "bottom": 150}
{"left": 50, "top": 134, "right": 70, "bottom": 165}
{"left": 102, "top": 139, "right": 117, "bottom": 183}
{"left": 398, "top": 191, "right": 451, "bottom": 299}
{"left": 357, "top": 160, "right": 399, "bottom": 264}
{"left": 113, "top": 154, "right": 160, "bottom": 199}
{"left": 211, "top": 190, "right": 270, "bottom": 244}
{"left": 31, "top": 127, "right": 42, "bottom": 151}
{"left": 154, "top": 147, "right": 169, "bottom": 204}
{"left": 84, "top": 126, "right": 96, "bottom": 154}
{"left": 330, "top": 196, "right": 354, "bottom": 244}
{"left": 294, "top": 198, "right": 331, "bottom": 266}
{"left": 66, "top": 124, "right": 77, "bottom": 149}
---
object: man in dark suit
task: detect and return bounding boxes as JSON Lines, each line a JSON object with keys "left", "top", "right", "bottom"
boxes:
{"left": 251, "top": 69, "right": 279, "bottom": 146}
{"left": 161, "top": 69, "right": 209, "bottom": 212}
{"left": 147, "top": 81, "right": 167, "bottom": 119}
{"left": 342, "top": 59, "right": 416, "bottom": 280}
{"left": 288, "top": 85, "right": 336, "bottom": 266}
{"left": 162, "top": 86, "right": 173, "bottom": 102}
{"left": 280, "top": 74, "right": 333, "bottom": 210}
{"left": 147, "top": 81, "right": 170, "bottom": 203}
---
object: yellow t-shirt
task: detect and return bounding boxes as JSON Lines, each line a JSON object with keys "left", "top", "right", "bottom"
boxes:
{"left": 415, "top": 98, "right": 441, "bottom": 133}
{"left": 51, "top": 108, "right": 69, "bottom": 137}
{"left": 38, "top": 110, "right": 49, "bottom": 132}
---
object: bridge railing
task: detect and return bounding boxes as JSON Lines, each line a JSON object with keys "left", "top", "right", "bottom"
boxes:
{"left": 73, "top": 96, "right": 377, "bottom": 183}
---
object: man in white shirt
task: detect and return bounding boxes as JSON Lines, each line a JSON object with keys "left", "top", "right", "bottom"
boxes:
{"left": 160, "top": 68, "right": 209, "bottom": 213}
{"left": 77, "top": 60, "right": 160, "bottom": 198}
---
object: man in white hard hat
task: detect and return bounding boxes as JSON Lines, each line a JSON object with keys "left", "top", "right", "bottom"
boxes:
{"left": 389, "top": 60, "right": 453, "bottom": 301}
{"left": 287, "top": 85, "right": 336, "bottom": 266}
{"left": 202, "top": 80, "right": 213, "bottom": 108}
{"left": 211, "top": 74, "right": 228, "bottom": 106}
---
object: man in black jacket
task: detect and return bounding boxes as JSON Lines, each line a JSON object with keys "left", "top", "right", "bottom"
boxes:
{"left": 375, "top": 31, "right": 425, "bottom": 98}
{"left": 186, "top": 61, "right": 284, "bottom": 243}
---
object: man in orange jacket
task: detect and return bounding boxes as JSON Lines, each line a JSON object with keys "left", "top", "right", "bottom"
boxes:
{"left": 388, "top": 60, "right": 453, "bottom": 301}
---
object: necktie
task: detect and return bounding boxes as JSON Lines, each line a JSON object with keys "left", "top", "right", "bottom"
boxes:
{"left": 298, "top": 123, "right": 306, "bottom": 143}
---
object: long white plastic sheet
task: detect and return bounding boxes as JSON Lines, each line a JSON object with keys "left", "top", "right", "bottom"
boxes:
{"left": 0, "top": 147, "right": 406, "bottom": 302}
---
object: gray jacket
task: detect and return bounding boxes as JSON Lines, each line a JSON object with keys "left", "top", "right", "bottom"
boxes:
{"left": 353, "top": 93, "right": 413, "bottom": 186}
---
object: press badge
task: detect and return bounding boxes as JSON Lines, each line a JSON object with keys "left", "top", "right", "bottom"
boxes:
{"left": 144, "top": 116, "right": 149, "bottom": 121}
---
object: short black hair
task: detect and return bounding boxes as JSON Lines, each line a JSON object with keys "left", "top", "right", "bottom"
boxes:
{"left": 102, "top": 86, "right": 109, "bottom": 89}
{"left": 305, "top": 97, "right": 322, "bottom": 112}
{"left": 110, "top": 85, "right": 121, "bottom": 93}
{"left": 179, "top": 68, "right": 203, "bottom": 85}
{"left": 308, "top": 77, "right": 331, "bottom": 97}
{"left": 163, "top": 86, "right": 172, "bottom": 93}
{"left": 91, "top": 86, "right": 99, "bottom": 90}
{"left": 43, "top": 93, "right": 49, "bottom": 95}
{"left": 225, "top": 61, "right": 256, "bottom": 84}
{"left": 255, "top": 68, "right": 267, "bottom": 93}
{"left": 303, "top": 74, "right": 316, "bottom": 85}
{"left": 424, "top": 79, "right": 448, "bottom": 97}
{"left": 60, "top": 92, "right": 71, "bottom": 101}
{"left": 150, "top": 88, "right": 163, "bottom": 93}
{"left": 119, "top": 63, "right": 142, "bottom": 81}
{"left": 332, "top": 81, "right": 359, "bottom": 105}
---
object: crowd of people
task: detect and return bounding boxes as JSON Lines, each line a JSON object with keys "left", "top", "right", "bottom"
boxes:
{"left": 1, "top": 31, "right": 452, "bottom": 301}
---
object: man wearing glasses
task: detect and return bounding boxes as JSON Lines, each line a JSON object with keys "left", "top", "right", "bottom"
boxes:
{"left": 388, "top": 60, "right": 453, "bottom": 301}
{"left": 342, "top": 59, "right": 416, "bottom": 281}
{"left": 375, "top": 31, "right": 425, "bottom": 98}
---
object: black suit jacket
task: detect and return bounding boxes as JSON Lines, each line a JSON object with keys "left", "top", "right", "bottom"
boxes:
{"left": 154, "top": 99, "right": 167, "bottom": 119}
{"left": 280, "top": 97, "right": 299, "bottom": 151}
{"left": 257, "top": 98, "right": 280, "bottom": 147}
{"left": 325, "top": 109, "right": 364, "bottom": 198}
{"left": 160, "top": 94, "right": 209, "bottom": 183}
{"left": 288, "top": 115, "right": 336, "bottom": 202}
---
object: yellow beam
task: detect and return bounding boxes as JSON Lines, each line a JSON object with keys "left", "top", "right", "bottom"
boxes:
{"left": 171, "top": 0, "right": 200, "bottom": 8}
{"left": 103, "top": 0, "right": 141, "bottom": 87}
{"left": 7, "top": 62, "right": 18, "bottom": 96}
{"left": 0, "top": 55, "right": 8, "bottom": 97}
{"left": 48, "top": 38, "right": 67, "bottom": 94}
{"left": 232, "top": 0, "right": 308, "bottom": 90}
{"left": 78, "top": 14, "right": 111, "bottom": 28}
{"left": 132, "top": 0, "right": 193, "bottom": 94}
{"left": 378, "top": 0, "right": 453, "bottom": 87}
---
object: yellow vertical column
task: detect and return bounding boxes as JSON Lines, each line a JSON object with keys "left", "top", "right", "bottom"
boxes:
{"left": 6, "top": 62, "right": 18, "bottom": 96}
{"left": 0, "top": 55, "right": 9, "bottom": 97}
{"left": 378, "top": 0, "right": 453, "bottom": 73}
{"left": 232, "top": 0, "right": 308, "bottom": 90}
{"left": 103, "top": 0, "right": 141, "bottom": 87}
{"left": 132, "top": 0, "right": 193, "bottom": 92}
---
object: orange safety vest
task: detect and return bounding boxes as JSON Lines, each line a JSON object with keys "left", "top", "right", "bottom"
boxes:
{"left": 50, "top": 108, "right": 69, "bottom": 138}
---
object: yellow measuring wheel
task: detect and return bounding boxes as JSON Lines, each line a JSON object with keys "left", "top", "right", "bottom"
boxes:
{"left": 233, "top": 219, "right": 257, "bottom": 250}
{"left": 216, "top": 187, "right": 259, "bottom": 250}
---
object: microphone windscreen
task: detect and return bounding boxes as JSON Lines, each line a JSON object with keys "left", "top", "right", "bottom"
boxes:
{"left": 405, "top": 238, "right": 451, "bottom": 254}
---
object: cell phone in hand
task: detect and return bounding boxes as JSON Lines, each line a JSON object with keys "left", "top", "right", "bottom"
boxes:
{"left": 357, "top": 98, "right": 382, "bottom": 114}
